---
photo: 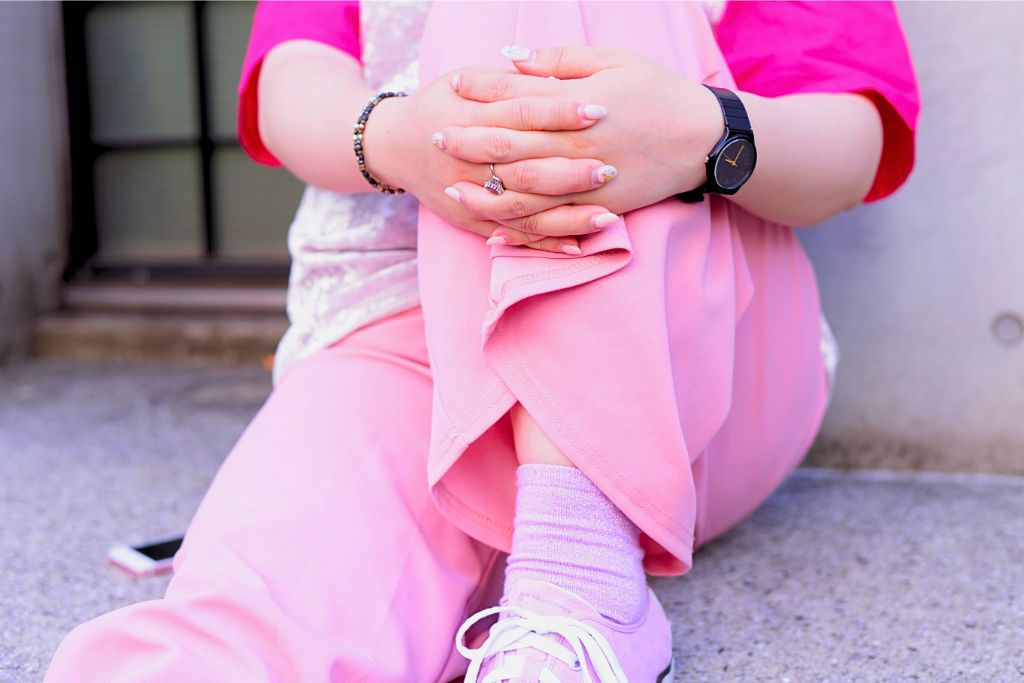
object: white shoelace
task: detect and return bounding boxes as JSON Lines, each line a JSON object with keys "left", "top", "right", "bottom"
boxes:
{"left": 456, "top": 605, "right": 629, "bottom": 683}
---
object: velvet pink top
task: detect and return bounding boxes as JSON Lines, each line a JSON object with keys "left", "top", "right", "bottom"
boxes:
{"left": 238, "top": 1, "right": 919, "bottom": 202}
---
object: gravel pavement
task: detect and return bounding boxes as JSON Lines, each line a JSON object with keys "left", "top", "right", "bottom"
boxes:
{"left": 1, "top": 361, "right": 1021, "bottom": 682}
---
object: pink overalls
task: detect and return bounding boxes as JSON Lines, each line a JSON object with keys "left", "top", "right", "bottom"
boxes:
{"left": 44, "top": 2, "right": 918, "bottom": 682}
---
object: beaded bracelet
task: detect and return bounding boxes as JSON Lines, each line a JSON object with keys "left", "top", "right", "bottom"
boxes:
{"left": 353, "top": 91, "right": 408, "bottom": 195}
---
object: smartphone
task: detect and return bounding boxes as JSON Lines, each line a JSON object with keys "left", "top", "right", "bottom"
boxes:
{"left": 107, "top": 535, "right": 183, "bottom": 577}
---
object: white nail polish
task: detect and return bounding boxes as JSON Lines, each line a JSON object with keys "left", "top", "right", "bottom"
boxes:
{"left": 590, "top": 212, "right": 619, "bottom": 229}
{"left": 592, "top": 165, "right": 618, "bottom": 185}
{"left": 500, "top": 45, "right": 535, "bottom": 61}
{"left": 450, "top": 73, "right": 461, "bottom": 91}
{"left": 579, "top": 104, "right": 608, "bottom": 120}
{"left": 431, "top": 132, "right": 445, "bottom": 150}
{"left": 444, "top": 187, "right": 461, "bottom": 202}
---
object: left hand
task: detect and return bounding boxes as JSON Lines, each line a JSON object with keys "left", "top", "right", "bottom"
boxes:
{"left": 438, "top": 46, "right": 726, "bottom": 244}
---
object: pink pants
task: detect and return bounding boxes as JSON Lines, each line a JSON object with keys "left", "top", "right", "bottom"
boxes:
{"left": 46, "top": 295, "right": 825, "bottom": 682}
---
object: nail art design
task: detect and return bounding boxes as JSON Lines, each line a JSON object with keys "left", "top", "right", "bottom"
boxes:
{"left": 500, "top": 45, "right": 535, "bottom": 61}
{"left": 431, "top": 132, "right": 445, "bottom": 150}
{"left": 593, "top": 165, "right": 618, "bottom": 185}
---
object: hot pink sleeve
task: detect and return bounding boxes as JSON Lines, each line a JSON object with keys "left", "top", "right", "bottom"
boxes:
{"left": 238, "top": 1, "right": 361, "bottom": 166}
{"left": 715, "top": 1, "right": 920, "bottom": 202}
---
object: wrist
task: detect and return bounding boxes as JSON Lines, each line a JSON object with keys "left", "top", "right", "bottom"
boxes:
{"left": 677, "top": 86, "right": 761, "bottom": 201}
{"left": 672, "top": 80, "right": 726, "bottom": 195}
{"left": 359, "top": 93, "right": 411, "bottom": 191}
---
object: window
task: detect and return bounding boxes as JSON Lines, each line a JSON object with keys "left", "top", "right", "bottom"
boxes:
{"left": 63, "top": 1, "right": 302, "bottom": 280}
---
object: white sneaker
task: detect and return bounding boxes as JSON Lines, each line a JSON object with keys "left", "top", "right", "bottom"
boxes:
{"left": 456, "top": 579, "right": 676, "bottom": 683}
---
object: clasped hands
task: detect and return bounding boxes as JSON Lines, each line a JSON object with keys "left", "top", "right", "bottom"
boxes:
{"left": 370, "top": 46, "right": 724, "bottom": 254}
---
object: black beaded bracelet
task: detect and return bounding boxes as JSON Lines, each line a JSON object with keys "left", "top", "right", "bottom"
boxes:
{"left": 353, "top": 91, "right": 407, "bottom": 195}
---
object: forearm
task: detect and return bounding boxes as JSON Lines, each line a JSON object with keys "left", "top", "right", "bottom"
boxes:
{"left": 729, "top": 91, "right": 884, "bottom": 227}
{"left": 258, "top": 40, "right": 406, "bottom": 193}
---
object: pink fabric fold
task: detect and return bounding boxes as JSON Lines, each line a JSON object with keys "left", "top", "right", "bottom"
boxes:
{"left": 416, "top": 2, "right": 822, "bottom": 575}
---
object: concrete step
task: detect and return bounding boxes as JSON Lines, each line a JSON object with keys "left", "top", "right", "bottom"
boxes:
{"left": 33, "top": 282, "right": 288, "bottom": 366}
{"left": 2, "top": 360, "right": 1021, "bottom": 681}
{"left": 33, "top": 311, "right": 287, "bottom": 366}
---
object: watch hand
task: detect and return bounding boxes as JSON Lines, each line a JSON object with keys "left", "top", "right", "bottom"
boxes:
{"left": 722, "top": 144, "right": 744, "bottom": 167}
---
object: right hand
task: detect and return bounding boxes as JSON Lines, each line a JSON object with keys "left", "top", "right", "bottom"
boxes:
{"left": 363, "top": 67, "right": 622, "bottom": 253}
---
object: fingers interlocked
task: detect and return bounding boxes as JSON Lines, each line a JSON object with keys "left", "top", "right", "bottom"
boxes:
{"left": 435, "top": 62, "right": 625, "bottom": 252}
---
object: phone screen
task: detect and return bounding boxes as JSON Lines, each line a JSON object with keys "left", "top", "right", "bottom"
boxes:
{"left": 133, "top": 537, "right": 183, "bottom": 561}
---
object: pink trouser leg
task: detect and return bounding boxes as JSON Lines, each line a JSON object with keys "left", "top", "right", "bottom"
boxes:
{"left": 416, "top": 2, "right": 827, "bottom": 576}
{"left": 44, "top": 308, "right": 503, "bottom": 683}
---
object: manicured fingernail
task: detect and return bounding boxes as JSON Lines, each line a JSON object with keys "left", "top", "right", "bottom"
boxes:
{"left": 486, "top": 235, "right": 508, "bottom": 246}
{"left": 431, "top": 132, "right": 446, "bottom": 150}
{"left": 450, "top": 73, "right": 461, "bottom": 91}
{"left": 561, "top": 244, "right": 582, "bottom": 255}
{"left": 444, "top": 186, "right": 461, "bottom": 203}
{"left": 592, "top": 165, "right": 618, "bottom": 185}
{"left": 578, "top": 104, "right": 608, "bottom": 120}
{"left": 500, "top": 45, "right": 535, "bottom": 61}
{"left": 590, "top": 212, "right": 619, "bottom": 229}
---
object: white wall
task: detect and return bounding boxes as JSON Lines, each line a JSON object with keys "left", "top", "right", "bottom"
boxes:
{"left": 799, "top": 1, "right": 1024, "bottom": 473}
{"left": 0, "top": 3, "right": 68, "bottom": 360}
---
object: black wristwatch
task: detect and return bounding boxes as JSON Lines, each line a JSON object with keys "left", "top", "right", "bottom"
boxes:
{"left": 677, "top": 85, "right": 756, "bottom": 203}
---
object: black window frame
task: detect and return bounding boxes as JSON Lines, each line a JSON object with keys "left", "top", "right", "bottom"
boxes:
{"left": 62, "top": 0, "right": 288, "bottom": 284}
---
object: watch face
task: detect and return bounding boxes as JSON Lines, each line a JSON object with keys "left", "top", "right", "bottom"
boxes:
{"left": 713, "top": 138, "right": 755, "bottom": 191}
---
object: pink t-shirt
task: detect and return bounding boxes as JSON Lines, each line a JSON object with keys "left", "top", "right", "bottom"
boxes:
{"left": 238, "top": 0, "right": 919, "bottom": 201}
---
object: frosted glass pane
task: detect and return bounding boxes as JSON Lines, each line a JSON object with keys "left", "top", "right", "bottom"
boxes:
{"left": 94, "top": 150, "right": 204, "bottom": 260}
{"left": 204, "top": 2, "right": 256, "bottom": 141}
{"left": 86, "top": 2, "right": 199, "bottom": 144}
{"left": 214, "top": 148, "right": 302, "bottom": 260}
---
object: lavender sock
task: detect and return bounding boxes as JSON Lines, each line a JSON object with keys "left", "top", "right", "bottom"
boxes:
{"left": 504, "top": 463, "right": 648, "bottom": 625}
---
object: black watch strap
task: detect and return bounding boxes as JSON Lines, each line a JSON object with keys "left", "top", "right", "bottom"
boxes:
{"left": 677, "top": 85, "right": 753, "bottom": 203}
{"left": 708, "top": 85, "right": 752, "bottom": 135}
{"left": 676, "top": 187, "right": 708, "bottom": 203}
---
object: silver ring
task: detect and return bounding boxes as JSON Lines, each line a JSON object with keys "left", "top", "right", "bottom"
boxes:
{"left": 484, "top": 163, "right": 506, "bottom": 195}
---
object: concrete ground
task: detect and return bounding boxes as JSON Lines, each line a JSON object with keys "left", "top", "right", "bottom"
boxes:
{"left": 1, "top": 360, "right": 1021, "bottom": 682}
